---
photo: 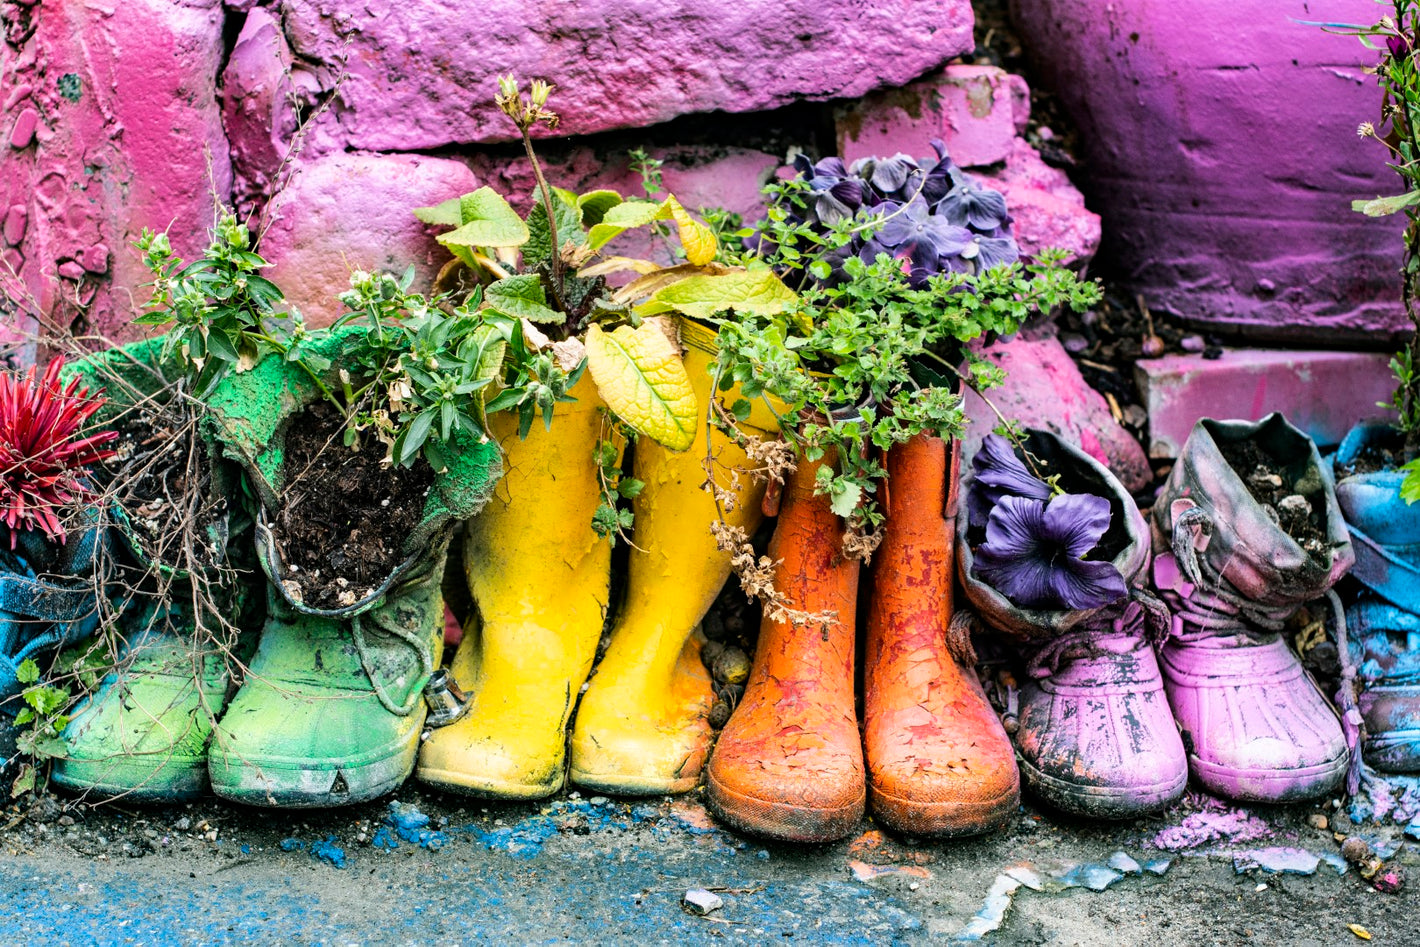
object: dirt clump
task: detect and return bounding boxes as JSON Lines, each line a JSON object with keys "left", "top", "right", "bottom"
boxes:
{"left": 273, "top": 401, "right": 434, "bottom": 610}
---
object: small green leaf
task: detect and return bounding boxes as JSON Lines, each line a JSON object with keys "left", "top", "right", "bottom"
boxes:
{"left": 1353, "top": 191, "right": 1420, "bottom": 216}
{"left": 15, "top": 659, "right": 38, "bottom": 685}
{"left": 399, "top": 409, "right": 437, "bottom": 465}
{"left": 577, "top": 189, "right": 624, "bottom": 227}
{"left": 1401, "top": 459, "right": 1420, "bottom": 504}
{"left": 617, "top": 478, "right": 645, "bottom": 499}
{"left": 434, "top": 188, "right": 530, "bottom": 249}
{"left": 829, "top": 482, "right": 861, "bottom": 518}
{"left": 132, "top": 311, "right": 174, "bottom": 326}
{"left": 485, "top": 274, "right": 563, "bottom": 323}
{"left": 414, "top": 197, "right": 464, "bottom": 227}
{"left": 586, "top": 200, "right": 670, "bottom": 252}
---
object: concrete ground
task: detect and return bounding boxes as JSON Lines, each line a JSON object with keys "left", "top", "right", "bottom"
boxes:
{"left": 0, "top": 781, "right": 1415, "bottom": 946}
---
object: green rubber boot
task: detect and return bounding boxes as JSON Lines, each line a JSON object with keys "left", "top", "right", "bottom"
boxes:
{"left": 203, "top": 328, "right": 500, "bottom": 807}
{"left": 52, "top": 338, "right": 259, "bottom": 802}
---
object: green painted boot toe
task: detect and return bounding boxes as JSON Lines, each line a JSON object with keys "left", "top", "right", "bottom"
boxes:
{"left": 53, "top": 626, "right": 235, "bottom": 802}
{"left": 207, "top": 558, "right": 446, "bottom": 807}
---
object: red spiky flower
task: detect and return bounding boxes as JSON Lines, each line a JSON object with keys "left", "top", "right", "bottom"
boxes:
{"left": 0, "top": 357, "right": 118, "bottom": 547}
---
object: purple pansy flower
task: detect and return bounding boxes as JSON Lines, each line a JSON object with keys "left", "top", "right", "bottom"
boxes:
{"left": 968, "top": 433, "right": 1052, "bottom": 529}
{"left": 972, "top": 493, "right": 1129, "bottom": 611}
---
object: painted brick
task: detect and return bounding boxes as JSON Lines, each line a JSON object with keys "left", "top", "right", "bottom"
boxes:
{"left": 1135, "top": 349, "right": 1397, "bottom": 459}
{"left": 837, "top": 65, "right": 1018, "bottom": 168}
{"left": 963, "top": 333, "right": 1152, "bottom": 492}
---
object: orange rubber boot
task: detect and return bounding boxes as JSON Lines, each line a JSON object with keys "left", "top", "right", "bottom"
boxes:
{"left": 704, "top": 452, "right": 864, "bottom": 842}
{"left": 864, "top": 435, "right": 1020, "bottom": 836}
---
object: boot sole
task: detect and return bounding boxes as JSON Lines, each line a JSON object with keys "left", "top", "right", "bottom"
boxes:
{"left": 1363, "top": 728, "right": 1420, "bottom": 772}
{"left": 52, "top": 754, "right": 210, "bottom": 803}
{"left": 868, "top": 781, "right": 1019, "bottom": 837}
{"left": 1019, "top": 757, "right": 1187, "bottom": 819}
{"left": 705, "top": 774, "right": 865, "bottom": 843}
{"left": 1188, "top": 752, "right": 1347, "bottom": 803}
{"left": 415, "top": 764, "right": 563, "bottom": 800}
{"left": 567, "top": 766, "right": 699, "bottom": 797}
{"left": 209, "top": 739, "right": 417, "bottom": 809}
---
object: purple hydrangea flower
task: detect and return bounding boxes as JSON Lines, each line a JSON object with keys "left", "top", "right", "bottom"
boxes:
{"left": 938, "top": 168, "right": 1011, "bottom": 232}
{"left": 968, "top": 433, "right": 1052, "bottom": 529}
{"left": 751, "top": 141, "right": 1023, "bottom": 289}
{"left": 972, "top": 493, "right": 1129, "bottom": 611}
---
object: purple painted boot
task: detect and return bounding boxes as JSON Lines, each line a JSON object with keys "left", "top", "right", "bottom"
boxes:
{"left": 1014, "top": 599, "right": 1188, "bottom": 818}
{"left": 1152, "top": 414, "right": 1355, "bottom": 803}
{"left": 959, "top": 430, "right": 1185, "bottom": 817}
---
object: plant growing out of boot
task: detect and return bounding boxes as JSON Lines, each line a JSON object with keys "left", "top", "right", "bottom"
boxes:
{"left": 413, "top": 75, "right": 798, "bottom": 542}
{"left": 957, "top": 431, "right": 1185, "bottom": 819}
{"left": 709, "top": 145, "right": 1101, "bottom": 569}
{"left": 696, "top": 146, "right": 1097, "bottom": 841}
{"left": 412, "top": 77, "right": 802, "bottom": 801}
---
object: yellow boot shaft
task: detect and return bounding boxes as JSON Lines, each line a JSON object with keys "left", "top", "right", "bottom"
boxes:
{"left": 570, "top": 320, "right": 774, "bottom": 794}
{"left": 417, "top": 376, "right": 615, "bottom": 798}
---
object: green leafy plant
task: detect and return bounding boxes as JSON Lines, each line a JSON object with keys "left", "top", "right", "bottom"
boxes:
{"left": 412, "top": 76, "right": 799, "bottom": 535}
{"left": 134, "top": 217, "right": 294, "bottom": 398}
{"left": 711, "top": 172, "right": 1101, "bottom": 549}
{"left": 9, "top": 657, "right": 71, "bottom": 797}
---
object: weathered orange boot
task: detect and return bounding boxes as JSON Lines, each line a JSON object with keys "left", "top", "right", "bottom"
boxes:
{"left": 864, "top": 435, "right": 1020, "bottom": 836}
{"left": 704, "top": 452, "right": 864, "bottom": 842}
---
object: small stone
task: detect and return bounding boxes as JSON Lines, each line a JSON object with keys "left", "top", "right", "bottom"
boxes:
{"left": 1340, "top": 836, "right": 1373, "bottom": 865}
{"left": 683, "top": 888, "right": 724, "bottom": 916}
{"left": 57, "top": 260, "right": 85, "bottom": 281}
{"left": 589, "top": 796, "right": 608, "bottom": 806}
{"left": 10, "top": 107, "right": 37, "bottom": 148}
{"left": 174, "top": 817, "right": 191, "bottom": 832}
{"left": 712, "top": 647, "right": 750, "bottom": 686}
{"left": 57, "top": 815, "right": 74, "bottom": 827}
{"left": 1107, "top": 851, "right": 1141, "bottom": 874}
{"left": 1277, "top": 494, "right": 1311, "bottom": 517}
{"left": 1123, "top": 404, "right": 1148, "bottom": 428}
{"left": 700, "top": 639, "right": 725, "bottom": 668}
{"left": 708, "top": 700, "right": 733, "bottom": 729}
{"left": 1247, "top": 468, "right": 1284, "bottom": 492}
{"left": 1308, "top": 814, "right": 1329, "bottom": 831}
{"left": 1180, "top": 334, "right": 1206, "bottom": 353}
{"left": 1060, "top": 332, "right": 1088, "bottom": 354}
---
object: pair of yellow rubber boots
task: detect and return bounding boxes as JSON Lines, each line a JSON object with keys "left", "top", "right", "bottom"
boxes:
{"left": 417, "top": 323, "right": 767, "bottom": 797}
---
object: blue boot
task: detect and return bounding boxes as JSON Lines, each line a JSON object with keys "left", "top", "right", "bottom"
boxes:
{"left": 0, "top": 523, "right": 109, "bottom": 776}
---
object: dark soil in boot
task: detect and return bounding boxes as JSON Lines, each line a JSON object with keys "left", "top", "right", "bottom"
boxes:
{"left": 1334, "top": 427, "right": 1409, "bottom": 479}
{"left": 1217, "top": 438, "right": 1328, "bottom": 558}
{"left": 274, "top": 401, "right": 434, "bottom": 610}
{"left": 109, "top": 404, "right": 227, "bottom": 572}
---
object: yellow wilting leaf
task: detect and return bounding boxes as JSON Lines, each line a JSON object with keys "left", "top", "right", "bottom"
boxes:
{"left": 663, "top": 195, "right": 717, "bottom": 266}
{"left": 1349, "top": 924, "right": 1372, "bottom": 941}
{"left": 584, "top": 322, "right": 698, "bottom": 451}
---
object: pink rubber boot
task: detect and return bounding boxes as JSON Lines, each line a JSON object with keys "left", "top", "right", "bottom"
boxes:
{"left": 1152, "top": 415, "right": 1355, "bottom": 803}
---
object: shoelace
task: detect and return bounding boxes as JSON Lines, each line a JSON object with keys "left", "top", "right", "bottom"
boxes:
{"left": 349, "top": 551, "right": 440, "bottom": 719}
{"left": 1024, "top": 591, "right": 1171, "bottom": 680}
{"left": 1165, "top": 506, "right": 1364, "bottom": 794}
